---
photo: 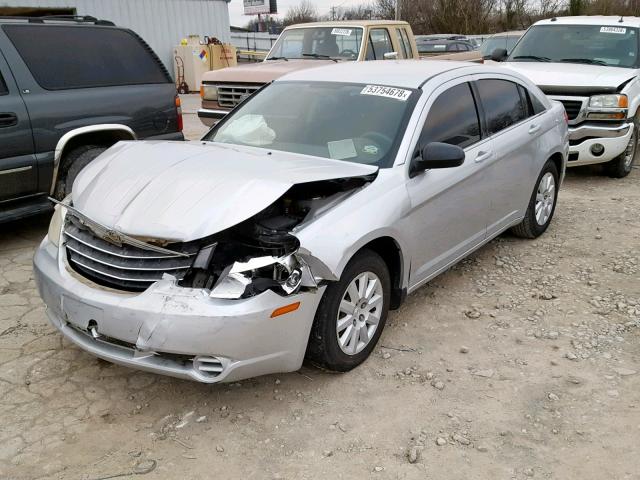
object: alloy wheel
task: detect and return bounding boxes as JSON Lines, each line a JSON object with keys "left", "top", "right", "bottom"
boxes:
{"left": 535, "top": 172, "right": 556, "bottom": 226}
{"left": 336, "top": 271, "right": 384, "bottom": 355}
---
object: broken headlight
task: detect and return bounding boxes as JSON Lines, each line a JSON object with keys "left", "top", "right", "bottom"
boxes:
{"left": 210, "top": 253, "right": 313, "bottom": 299}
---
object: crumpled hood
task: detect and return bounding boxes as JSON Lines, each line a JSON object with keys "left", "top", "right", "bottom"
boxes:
{"left": 201, "top": 59, "right": 336, "bottom": 84}
{"left": 72, "top": 141, "right": 377, "bottom": 242}
{"left": 501, "top": 62, "right": 636, "bottom": 91}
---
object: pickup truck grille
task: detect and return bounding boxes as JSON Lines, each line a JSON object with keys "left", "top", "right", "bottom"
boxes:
{"left": 63, "top": 222, "right": 195, "bottom": 292}
{"left": 557, "top": 99, "right": 583, "bottom": 120}
{"left": 217, "top": 84, "right": 263, "bottom": 108}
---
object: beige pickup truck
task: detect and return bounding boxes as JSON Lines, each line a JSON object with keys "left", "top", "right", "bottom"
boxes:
{"left": 199, "top": 20, "right": 420, "bottom": 125}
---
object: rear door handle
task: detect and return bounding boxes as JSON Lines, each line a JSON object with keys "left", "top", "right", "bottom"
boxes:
{"left": 0, "top": 113, "right": 18, "bottom": 128}
{"left": 475, "top": 151, "right": 492, "bottom": 163}
{"left": 528, "top": 124, "right": 541, "bottom": 135}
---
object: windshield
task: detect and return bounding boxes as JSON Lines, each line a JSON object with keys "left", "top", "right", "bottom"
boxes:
{"left": 481, "top": 35, "right": 520, "bottom": 56}
{"left": 204, "top": 82, "right": 418, "bottom": 168}
{"left": 267, "top": 27, "right": 363, "bottom": 61}
{"left": 508, "top": 25, "right": 639, "bottom": 67}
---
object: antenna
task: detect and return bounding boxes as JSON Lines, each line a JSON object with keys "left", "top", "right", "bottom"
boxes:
{"left": 619, "top": 15, "right": 624, "bottom": 23}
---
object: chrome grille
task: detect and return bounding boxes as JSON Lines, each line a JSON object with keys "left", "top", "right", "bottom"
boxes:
{"left": 63, "top": 221, "right": 195, "bottom": 292}
{"left": 217, "top": 83, "right": 262, "bottom": 108}
{"left": 558, "top": 99, "right": 583, "bottom": 120}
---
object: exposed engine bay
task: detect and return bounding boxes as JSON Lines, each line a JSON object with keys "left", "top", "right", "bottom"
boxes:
{"left": 179, "top": 174, "right": 375, "bottom": 299}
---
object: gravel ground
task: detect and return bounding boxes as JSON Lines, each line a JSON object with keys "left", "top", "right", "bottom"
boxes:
{"left": 1, "top": 107, "right": 639, "bottom": 479}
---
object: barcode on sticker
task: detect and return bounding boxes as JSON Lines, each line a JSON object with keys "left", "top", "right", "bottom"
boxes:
{"left": 361, "top": 85, "right": 411, "bottom": 101}
{"left": 332, "top": 28, "right": 353, "bottom": 36}
{"left": 601, "top": 26, "right": 626, "bottom": 34}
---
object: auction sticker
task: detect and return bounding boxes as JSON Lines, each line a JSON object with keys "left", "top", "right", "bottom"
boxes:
{"left": 361, "top": 85, "right": 411, "bottom": 101}
{"left": 332, "top": 28, "right": 353, "bottom": 36}
{"left": 600, "top": 26, "right": 626, "bottom": 34}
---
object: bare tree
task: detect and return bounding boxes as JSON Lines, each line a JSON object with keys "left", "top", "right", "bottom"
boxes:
{"left": 284, "top": 0, "right": 319, "bottom": 26}
{"left": 376, "top": 0, "right": 397, "bottom": 19}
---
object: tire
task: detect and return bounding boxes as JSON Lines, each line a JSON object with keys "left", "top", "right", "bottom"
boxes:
{"left": 605, "top": 119, "right": 637, "bottom": 178}
{"left": 54, "top": 145, "right": 107, "bottom": 199}
{"left": 511, "top": 160, "right": 559, "bottom": 239}
{"left": 306, "top": 249, "right": 391, "bottom": 372}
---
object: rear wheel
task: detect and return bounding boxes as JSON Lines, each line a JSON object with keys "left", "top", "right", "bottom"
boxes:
{"left": 306, "top": 250, "right": 391, "bottom": 372}
{"left": 605, "top": 119, "right": 637, "bottom": 178}
{"left": 511, "top": 160, "right": 559, "bottom": 239}
{"left": 54, "top": 145, "right": 107, "bottom": 199}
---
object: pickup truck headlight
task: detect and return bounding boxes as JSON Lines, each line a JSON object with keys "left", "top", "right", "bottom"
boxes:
{"left": 201, "top": 85, "right": 219, "bottom": 101}
{"left": 47, "top": 198, "right": 69, "bottom": 248}
{"left": 589, "top": 94, "right": 628, "bottom": 109}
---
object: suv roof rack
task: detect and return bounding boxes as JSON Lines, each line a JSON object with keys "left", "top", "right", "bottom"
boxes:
{"left": 0, "top": 15, "right": 115, "bottom": 26}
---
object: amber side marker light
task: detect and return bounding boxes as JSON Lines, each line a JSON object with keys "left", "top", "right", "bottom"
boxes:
{"left": 200, "top": 85, "right": 205, "bottom": 98}
{"left": 271, "top": 302, "right": 301, "bottom": 318}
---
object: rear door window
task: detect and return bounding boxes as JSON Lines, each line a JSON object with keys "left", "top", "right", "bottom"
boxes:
{"left": 367, "top": 28, "right": 394, "bottom": 60}
{"left": 395, "top": 29, "right": 409, "bottom": 58}
{"left": 421, "top": 82, "right": 481, "bottom": 148}
{"left": 3, "top": 25, "right": 170, "bottom": 90}
{"left": 400, "top": 29, "right": 413, "bottom": 58}
{"left": 476, "top": 79, "right": 528, "bottom": 135}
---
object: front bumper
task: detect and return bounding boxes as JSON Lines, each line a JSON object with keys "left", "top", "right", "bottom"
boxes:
{"left": 33, "top": 238, "right": 325, "bottom": 383}
{"left": 567, "top": 122, "right": 633, "bottom": 166}
{"left": 197, "top": 108, "right": 230, "bottom": 127}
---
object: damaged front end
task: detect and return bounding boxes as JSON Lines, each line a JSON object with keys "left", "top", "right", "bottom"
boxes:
{"left": 179, "top": 175, "right": 375, "bottom": 298}
{"left": 61, "top": 174, "right": 375, "bottom": 298}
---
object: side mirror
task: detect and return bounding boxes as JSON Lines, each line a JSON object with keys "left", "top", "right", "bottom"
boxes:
{"left": 410, "top": 142, "right": 465, "bottom": 178}
{"left": 383, "top": 52, "right": 399, "bottom": 60}
{"left": 490, "top": 48, "right": 508, "bottom": 62}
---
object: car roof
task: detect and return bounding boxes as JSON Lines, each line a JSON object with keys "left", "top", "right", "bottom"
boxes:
{"left": 534, "top": 15, "right": 640, "bottom": 28}
{"left": 277, "top": 60, "right": 486, "bottom": 89}
{"left": 286, "top": 20, "right": 410, "bottom": 29}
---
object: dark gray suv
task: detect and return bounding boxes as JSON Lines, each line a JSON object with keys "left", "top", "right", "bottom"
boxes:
{"left": 0, "top": 16, "right": 184, "bottom": 223}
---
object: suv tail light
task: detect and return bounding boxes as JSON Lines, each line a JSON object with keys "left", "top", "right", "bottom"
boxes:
{"left": 175, "top": 95, "right": 183, "bottom": 132}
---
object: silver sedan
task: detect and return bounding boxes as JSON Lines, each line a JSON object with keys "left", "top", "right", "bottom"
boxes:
{"left": 34, "top": 61, "right": 569, "bottom": 383}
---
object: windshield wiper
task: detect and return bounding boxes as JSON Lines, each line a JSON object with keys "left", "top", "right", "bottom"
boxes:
{"left": 512, "top": 55, "right": 551, "bottom": 62}
{"left": 267, "top": 56, "right": 288, "bottom": 61}
{"left": 302, "top": 53, "right": 339, "bottom": 63}
{"left": 559, "top": 58, "right": 607, "bottom": 66}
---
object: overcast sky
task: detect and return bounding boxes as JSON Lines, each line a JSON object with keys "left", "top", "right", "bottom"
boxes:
{"left": 228, "top": 0, "right": 372, "bottom": 27}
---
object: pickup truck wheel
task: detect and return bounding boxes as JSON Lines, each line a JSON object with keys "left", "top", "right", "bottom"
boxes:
{"left": 605, "top": 120, "right": 637, "bottom": 178}
{"left": 54, "top": 145, "right": 107, "bottom": 199}
{"left": 511, "top": 160, "right": 559, "bottom": 239}
{"left": 306, "top": 249, "right": 390, "bottom": 372}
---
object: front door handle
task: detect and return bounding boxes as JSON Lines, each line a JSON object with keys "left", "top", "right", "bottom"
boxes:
{"left": 475, "top": 151, "right": 492, "bottom": 163}
{"left": 0, "top": 113, "right": 17, "bottom": 128}
{"left": 528, "top": 124, "right": 541, "bottom": 135}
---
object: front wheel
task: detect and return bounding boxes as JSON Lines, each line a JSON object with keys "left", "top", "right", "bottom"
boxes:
{"left": 306, "top": 250, "right": 391, "bottom": 372}
{"left": 605, "top": 119, "right": 637, "bottom": 178}
{"left": 511, "top": 160, "right": 559, "bottom": 239}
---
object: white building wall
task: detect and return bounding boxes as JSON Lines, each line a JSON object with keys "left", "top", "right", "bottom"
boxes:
{"left": 0, "top": 0, "right": 231, "bottom": 74}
